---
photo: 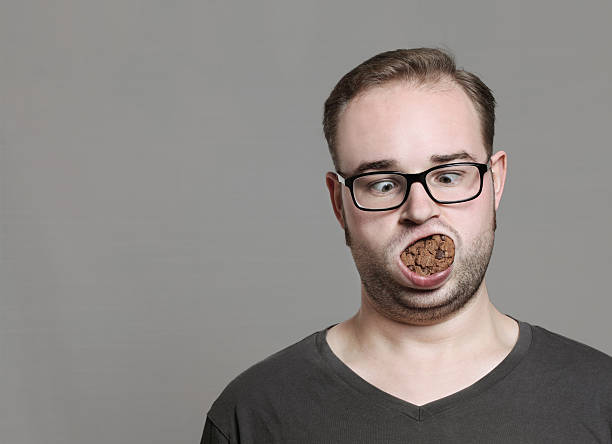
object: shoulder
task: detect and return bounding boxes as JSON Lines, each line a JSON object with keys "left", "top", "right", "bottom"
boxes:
{"left": 206, "top": 327, "right": 329, "bottom": 436}
{"left": 224, "top": 328, "right": 324, "bottom": 390}
{"left": 524, "top": 322, "right": 612, "bottom": 390}
{"left": 529, "top": 323, "right": 612, "bottom": 367}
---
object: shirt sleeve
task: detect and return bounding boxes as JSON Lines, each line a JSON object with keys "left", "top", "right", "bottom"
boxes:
{"left": 200, "top": 415, "right": 230, "bottom": 444}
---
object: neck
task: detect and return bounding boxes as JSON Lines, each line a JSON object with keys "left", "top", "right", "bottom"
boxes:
{"left": 337, "top": 280, "right": 517, "bottom": 373}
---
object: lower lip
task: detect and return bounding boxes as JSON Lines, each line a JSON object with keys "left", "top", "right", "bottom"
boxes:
{"left": 397, "top": 258, "right": 453, "bottom": 289}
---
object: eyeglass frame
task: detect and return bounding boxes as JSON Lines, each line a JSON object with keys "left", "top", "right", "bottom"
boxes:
{"left": 334, "top": 161, "right": 491, "bottom": 212}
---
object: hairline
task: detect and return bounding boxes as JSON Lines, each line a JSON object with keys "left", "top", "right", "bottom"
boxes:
{"left": 333, "top": 77, "right": 488, "bottom": 171}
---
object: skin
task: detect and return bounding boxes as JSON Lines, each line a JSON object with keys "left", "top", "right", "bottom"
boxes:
{"left": 324, "top": 80, "right": 518, "bottom": 406}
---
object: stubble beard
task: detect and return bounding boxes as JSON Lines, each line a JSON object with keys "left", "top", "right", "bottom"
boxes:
{"left": 343, "top": 208, "right": 497, "bottom": 325}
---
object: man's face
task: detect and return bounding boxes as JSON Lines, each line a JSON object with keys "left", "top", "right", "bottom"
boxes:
{"left": 325, "top": 81, "right": 507, "bottom": 325}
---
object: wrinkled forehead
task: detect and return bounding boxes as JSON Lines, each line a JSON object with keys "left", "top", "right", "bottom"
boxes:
{"left": 335, "top": 82, "right": 487, "bottom": 176}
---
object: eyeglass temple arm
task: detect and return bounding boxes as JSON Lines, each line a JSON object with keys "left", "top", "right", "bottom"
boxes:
{"left": 334, "top": 172, "right": 346, "bottom": 185}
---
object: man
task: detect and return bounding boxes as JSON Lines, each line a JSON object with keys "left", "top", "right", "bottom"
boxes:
{"left": 202, "top": 48, "right": 612, "bottom": 443}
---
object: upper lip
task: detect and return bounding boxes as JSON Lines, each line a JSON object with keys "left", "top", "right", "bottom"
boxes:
{"left": 401, "top": 230, "right": 452, "bottom": 253}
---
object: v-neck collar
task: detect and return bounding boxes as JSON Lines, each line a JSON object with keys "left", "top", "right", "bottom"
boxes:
{"left": 315, "top": 316, "right": 532, "bottom": 422}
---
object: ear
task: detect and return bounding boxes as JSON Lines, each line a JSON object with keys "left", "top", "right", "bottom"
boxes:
{"left": 489, "top": 150, "right": 507, "bottom": 211}
{"left": 325, "top": 172, "right": 346, "bottom": 229}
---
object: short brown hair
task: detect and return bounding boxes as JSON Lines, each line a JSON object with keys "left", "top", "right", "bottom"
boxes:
{"left": 323, "top": 48, "right": 496, "bottom": 169}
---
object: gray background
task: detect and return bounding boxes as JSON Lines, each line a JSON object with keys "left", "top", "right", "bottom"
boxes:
{"left": 1, "top": 1, "right": 610, "bottom": 443}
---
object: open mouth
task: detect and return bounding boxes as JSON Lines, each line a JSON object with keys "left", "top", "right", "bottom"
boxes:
{"left": 400, "top": 234, "right": 455, "bottom": 277}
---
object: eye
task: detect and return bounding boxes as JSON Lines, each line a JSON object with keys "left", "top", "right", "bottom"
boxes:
{"left": 369, "top": 180, "right": 398, "bottom": 193}
{"left": 434, "top": 172, "right": 463, "bottom": 185}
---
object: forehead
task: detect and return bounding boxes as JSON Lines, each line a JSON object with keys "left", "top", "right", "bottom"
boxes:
{"left": 335, "top": 81, "right": 486, "bottom": 174}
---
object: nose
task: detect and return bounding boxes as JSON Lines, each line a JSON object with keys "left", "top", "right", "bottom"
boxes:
{"left": 399, "top": 181, "right": 440, "bottom": 224}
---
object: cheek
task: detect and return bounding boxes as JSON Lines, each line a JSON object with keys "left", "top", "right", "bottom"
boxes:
{"left": 456, "top": 199, "right": 491, "bottom": 223}
{"left": 440, "top": 200, "right": 494, "bottom": 249}
{"left": 345, "top": 206, "right": 396, "bottom": 242}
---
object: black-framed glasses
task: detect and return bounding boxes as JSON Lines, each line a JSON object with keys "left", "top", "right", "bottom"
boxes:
{"left": 334, "top": 162, "right": 490, "bottom": 211}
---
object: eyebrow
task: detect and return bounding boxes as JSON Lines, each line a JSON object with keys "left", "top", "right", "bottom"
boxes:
{"left": 343, "top": 151, "right": 478, "bottom": 177}
{"left": 350, "top": 159, "right": 399, "bottom": 176}
{"left": 429, "top": 151, "right": 478, "bottom": 164}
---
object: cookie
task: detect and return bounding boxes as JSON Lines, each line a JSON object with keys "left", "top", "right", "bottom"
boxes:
{"left": 400, "top": 234, "right": 455, "bottom": 276}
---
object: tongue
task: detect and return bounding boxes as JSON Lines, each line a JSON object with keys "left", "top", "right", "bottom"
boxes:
{"left": 400, "top": 234, "right": 455, "bottom": 276}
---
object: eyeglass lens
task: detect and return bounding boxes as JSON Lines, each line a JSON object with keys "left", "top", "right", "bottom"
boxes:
{"left": 352, "top": 165, "right": 481, "bottom": 209}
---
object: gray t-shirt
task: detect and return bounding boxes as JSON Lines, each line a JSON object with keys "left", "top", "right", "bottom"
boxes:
{"left": 202, "top": 319, "right": 612, "bottom": 443}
